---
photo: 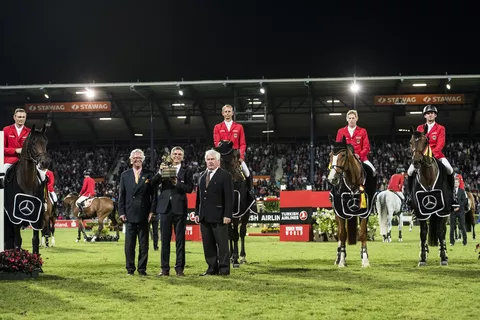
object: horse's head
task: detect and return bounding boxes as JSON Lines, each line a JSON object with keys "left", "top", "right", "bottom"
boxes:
{"left": 409, "top": 125, "right": 431, "bottom": 169}
{"left": 327, "top": 136, "right": 355, "bottom": 186}
{"left": 22, "top": 124, "right": 50, "bottom": 168}
{"left": 215, "top": 140, "right": 238, "bottom": 164}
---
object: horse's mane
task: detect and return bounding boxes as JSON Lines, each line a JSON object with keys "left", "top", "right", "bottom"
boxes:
{"left": 332, "top": 142, "right": 354, "bottom": 155}
{"left": 411, "top": 130, "right": 424, "bottom": 139}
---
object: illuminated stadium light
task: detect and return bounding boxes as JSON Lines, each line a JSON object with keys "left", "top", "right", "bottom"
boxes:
{"left": 44, "top": 93, "right": 49, "bottom": 99}
{"left": 99, "top": 118, "right": 112, "bottom": 120}
{"left": 260, "top": 87, "right": 265, "bottom": 94}
{"left": 326, "top": 100, "right": 340, "bottom": 103}
{"left": 446, "top": 83, "right": 451, "bottom": 90}
{"left": 252, "top": 114, "right": 264, "bottom": 118}
{"left": 177, "top": 116, "right": 187, "bottom": 119}
{"left": 412, "top": 83, "right": 427, "bottom": 87}
{"left": 178, "top": 89, "right": 184, "bottom": 96}
{"left": 262, "top": 130, "right": 274, "bottom": 133}
{"left": 409, "top": 111, "right": 422, "bottom": 115}
{"left": 350, "top": 83, "right": 360, "bottom": 93}
{"left": 172, "top": 103, "right": 185, "bottom": 106}
{"left": 134, "top": 133, "right": 143, "bottom": 137}
{"left": 329, "top": 113, "right": 342, "bottom": 116}
{"left": 398, "top": 128, "right": 409, "bottom": 132}
{"left": 249, "top": 101, "right": 262, "bottom": 105}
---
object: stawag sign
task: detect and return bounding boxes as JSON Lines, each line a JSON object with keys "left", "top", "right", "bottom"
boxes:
{"left": 374, "top": 94, "right": 465, "bottom": 106}
{"left": 24, "top": 101, "right": 111, "bottom": 113}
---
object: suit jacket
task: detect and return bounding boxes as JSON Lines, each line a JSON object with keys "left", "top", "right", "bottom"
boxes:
{"left": 151, "top": 165, "right": 194, "bottom": 216}
{"left": 453, "top": 188, "right": 467, "bottom": 214}
{"left": 118, "top": 168, "right": 156, "bottom": 223}
{"left": 195, "top": 168, "right": 234, "bottom": 223}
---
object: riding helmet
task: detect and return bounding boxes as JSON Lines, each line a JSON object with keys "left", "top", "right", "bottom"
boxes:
{"left": 396, "top": 167, "right": 405, "bottom": 174}
{"left": 423, "top": 105, "right": 438, "bottom": 114}
{"left": 83, "top": 170, "right": 91, "bottom": 176}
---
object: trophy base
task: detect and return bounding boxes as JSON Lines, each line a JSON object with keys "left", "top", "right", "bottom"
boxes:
{"left": 162, "top": 167, "right": 177, "bottom": 178}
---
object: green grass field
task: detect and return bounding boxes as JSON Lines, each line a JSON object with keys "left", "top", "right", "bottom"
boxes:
{"left": 0, "top": 226, "right": 479, "bottom": 320}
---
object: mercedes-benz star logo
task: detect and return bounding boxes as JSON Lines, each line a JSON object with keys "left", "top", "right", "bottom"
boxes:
{"left": 347, "top": 197, "right": 360, "bottom": 211}
{"left": 422, "top": 195, "right": 437, "bottom": 210}
{"left": 19, "top": 200, "right": 35, "bottom": 216}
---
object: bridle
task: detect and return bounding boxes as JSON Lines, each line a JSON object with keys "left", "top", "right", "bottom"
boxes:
{"left": 411, "top": 135, "right": 434, "bottom": 167}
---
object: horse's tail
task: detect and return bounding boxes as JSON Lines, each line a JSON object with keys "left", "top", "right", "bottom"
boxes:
{"left": 428, "top": 214, "right": 439, "bottom": 247}
{"left": 108, "top": 200, "right": 118, "bottom": 227}
{"left": 376, "top": 192, "right": 388, "bottom": 236}
{"left": 347, "top": 217, "right": 357, "bottom": 245}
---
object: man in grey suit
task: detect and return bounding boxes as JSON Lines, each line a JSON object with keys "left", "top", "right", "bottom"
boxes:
{"left": 151, "top": 146, "right": 194, "bottom": 277}
{"left": 118, "top": 149, "right": 156, "bottom": 276}
{"left": 450, "top": 178, "right": 467, "bottom": 246}
{"left": 195, "top": 149, "right": 234, "bottom": 276}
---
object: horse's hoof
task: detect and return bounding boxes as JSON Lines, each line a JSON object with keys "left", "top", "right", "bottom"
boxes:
{"left": 418, "top": 261, "right": 427, "bottom": 267}
{"left": 362, "top": 262, "right": 370, "bottom": 268}
{"left": 337, "top": 263, "right": 346, "bottom": 268}
{"left": 440, "top": 260, "right": 448, "bottom": 266}
{"left": 240, "top": 258, "right": 247, "bottom": 264}
{"left": 76, "top": 239, "right": 79, "bottom": 243}
{"left": 398, "top": 238, "right": 403, "bottom": 242}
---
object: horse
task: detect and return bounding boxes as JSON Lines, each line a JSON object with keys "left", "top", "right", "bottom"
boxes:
{"left": 41, "top": 192, "right": 56, "bottom": 247}
{"left": 4, "top": 124, "right": 50, "bottom": 255}
{"left": 375, "top": 190, "right": 405, "bottom": 242}
{"left": 215, "top": 140, "right": 257, "bottom": 268}
{"left": 63, "top": 192, "right": 119, "bottom": 242}
{"left": 327, "top": 137, "right": 377, "bottom": 267}
{"left": 465, "top": 191, "right": 476, "bottom": 240}
{"left": 408, "top": 126, "right": 453, "bottom": 266}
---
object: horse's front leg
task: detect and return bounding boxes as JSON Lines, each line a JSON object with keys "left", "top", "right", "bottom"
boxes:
{"left": 418, "top": 220, "right": 428, "bottom": 266}
{"left": 239, "top": 221, "right": 247, "bottom": 264}
{"left": 398, "top": 212, "right": 403, "bottom": 242}
{"left": 32, "top": 230, "right": 40, "bottom": 255}
{"left": 231, "top": 222, "right": 240, "bottom": 268}
{"left": 335, "top": 216, "right": 347, "bottom": 267}
{"left": 93, "top": 222, "right": 104, "bottom": 242}
{"left": 359, "top": 218, "right": 369, "bottom": 267}
{"left": 438, "top": 217, "right": 448, "bottom": 266}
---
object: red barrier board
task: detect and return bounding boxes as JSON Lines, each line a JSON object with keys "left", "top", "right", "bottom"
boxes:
{"left": 280, "top": 224, "right": 312, "bottom": 242}
{"left": 171, "top": 224, "right": 202, "bottom": 242}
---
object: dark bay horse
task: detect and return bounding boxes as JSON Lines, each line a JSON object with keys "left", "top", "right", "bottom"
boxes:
{"left": 63, "top": 193, "right": 119, "bottom": 242}
{"left": 4, "top": 124, "right": 50, "bottom": 255}
{"left": 41, "top": 192, "right": 56, "bottom": 247}
{"left": 465, "top": 191, "right": 476, "bottom": 240}
{"left": 215, "top": 140, "right": 256, "bottom": 268}
{"left": 327, "top": 137, "right": 376, "bottom": 267}
{"left": 408, "top": 126, "right": 452, "bottom": 266}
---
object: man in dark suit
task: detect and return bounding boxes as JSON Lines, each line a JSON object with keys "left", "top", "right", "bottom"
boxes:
{"left": 195, "top": 149, "right": 233, "bottom": 276}
{"left": 151, "top": 146, "right": 194, "bottom": 277}
{"left": 450, "top": 178, "right": 467, "bottom": 246}
{"left": 118, "top": 149, "right": 156, "bottom": 276}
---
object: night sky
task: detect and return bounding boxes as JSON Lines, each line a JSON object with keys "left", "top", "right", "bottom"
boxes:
{"left": 1, "top": 0, "right": 479, "bottom": 85}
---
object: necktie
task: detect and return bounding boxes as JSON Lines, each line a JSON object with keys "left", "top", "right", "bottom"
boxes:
{"left": 135, "top": 170, "right": 139, "bottom": 184}
{"left": 206, "top": 170, "right": 211, "bottom": 188}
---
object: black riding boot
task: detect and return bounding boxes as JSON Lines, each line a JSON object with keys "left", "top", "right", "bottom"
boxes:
{"left": 52, "top": 202, "right": 58, "bottom": 217}
{"left": 77, "top": 204, "right": 85, "bottom": 219}
{"left": 407, "top": 175, "right": 415, "bottom": 206}
{"left": 447, "top": 173, "right": 455, "bottom": 192}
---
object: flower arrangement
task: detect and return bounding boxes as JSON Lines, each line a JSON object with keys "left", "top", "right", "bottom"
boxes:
{"left": 0, "top": 249, "right": 43, "bottom": 274}
{"left": 261, "top": 226, "right": 280, "bottom": 233}
{"left": 262, "top": 196, "right": 280, "bottom": 213}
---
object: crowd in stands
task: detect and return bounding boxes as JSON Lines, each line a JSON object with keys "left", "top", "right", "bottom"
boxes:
{"left": 50, "top": 140, "right": 480, "bottom": 216}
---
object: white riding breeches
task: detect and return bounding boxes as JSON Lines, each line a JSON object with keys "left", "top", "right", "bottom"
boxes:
{"left": 49, "top": 191, "right": 58, "bottom": 203}
{"left": 408, "top": 157, "right": 453, "bottom": 176}
{"left": 241, "top": 161, "right": 250, "bottom": 177}
{"left": 76, "top": 195, "right": 89, "bottom": 207}
{"left": 363, "top": 160, "right": 376, "bottom": 174}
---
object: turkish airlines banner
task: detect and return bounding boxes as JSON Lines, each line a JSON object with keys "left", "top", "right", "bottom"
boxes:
{"left": 374, "top": 94, "right": 465, "bottom": 105}
{"left": 24, "top": 101, "right": 111, "bottom": 113}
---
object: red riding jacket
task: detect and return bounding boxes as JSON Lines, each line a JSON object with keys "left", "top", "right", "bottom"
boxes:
{"left": 46, "top": 170, "right": 55, "bottom": 192}
{"left": 335, "top": 126, "right": 371, "bottom": 162}
{"left": 213, "top": 121, "right": 246, "bottom": 159}
{"left": 387, "top": 174, "right": 404, "bottom": 192}
{"left": 80, "top": 176, "right": 96, "bottom": 197}
{"left": 416, "top": 122, "right": 446, "bottom": 159}
{"left": 3, "top": 124, "right": 31, "bottom": 165}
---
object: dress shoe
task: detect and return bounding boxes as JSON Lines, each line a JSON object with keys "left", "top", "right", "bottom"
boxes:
{"left": 127, "top": 271, "right": 134, "bottom": 276}
{"left": 199, "top": 272, "right": 216, "bottom": 276}
{"left": 157, "top": 271, "right": 169, "bottom": 277}
{"left": 153, "top": 246, "right": 159, "bottom": 251}
{"left": 176, "top": 271, "right": 185, "bottom": 277}
{"left": 138, "top": 271, "right": 147, "bottom": 276}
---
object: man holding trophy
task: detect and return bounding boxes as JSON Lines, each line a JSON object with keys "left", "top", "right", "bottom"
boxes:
{"left": 151, "top": 147, "right": 194, "bottom": 277}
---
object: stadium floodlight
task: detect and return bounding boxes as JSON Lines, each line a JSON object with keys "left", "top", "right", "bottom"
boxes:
{"left": 409, "top": 111, "right": 422, "bottom": 115}
{"left": 99, "top": 118, "right": 112, "bottom": 120}
{"left": 262, "top": 130, "right": 274, "bottom": 133}
{"left": 412, "top": 83, "right": 427, "bottom": 87}
{"left": 350, "top": 83, "right": 360, "bottom": 93}
{"left": 134, "top": 133, "right": 143, "bottom": 137}
{"left": 260, "top": 87, "right": 265, "bottom": 94}
{"left": 326, "top": 100, "right": 340, "bottom": 103}
{"left": 329, "top": 113, "right": 342, "bottom": 116}
{"left": 398, "top": 128, "right": 409, "bottom": 132}
{"left": 44, "top": 94, "right": 49, "bottom": 99}
{"left": 177, "top": 116, "right": 187, "bottom": 119}
{"left": 178, "top": 89, "right": 184, "bottom": 96}
{"left": 252, "top": 114, "right": 264, "bottom": 118}
{"left": 172, "top": 103, "right": 185, "bottom": 106}
{"left": 446, "top": 83, "right": 451, "bottom": 90}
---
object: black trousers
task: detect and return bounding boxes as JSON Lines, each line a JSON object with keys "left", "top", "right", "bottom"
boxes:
{"left": 450, "top": 211, "right": 467, "bottom": 245}
{"left": 200, "top": 221, "right": 230, "bottom": 275}
{"left": 150, "top": 220, "right": 159, "bottom": 249}
{"left": 160, "top": 211, "right": 186, "bottom": 272}
{"left": 124, "top": 221, "right": 149, "bottom": 273}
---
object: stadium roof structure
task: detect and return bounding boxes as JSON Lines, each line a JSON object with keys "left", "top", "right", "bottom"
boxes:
{"left": 1, "top": 74, "right": 480, "bottom": 144}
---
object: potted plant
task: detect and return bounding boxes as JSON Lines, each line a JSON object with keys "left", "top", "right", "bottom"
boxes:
{"left": 0, "top": 249, "right": 43, "bottom": 280}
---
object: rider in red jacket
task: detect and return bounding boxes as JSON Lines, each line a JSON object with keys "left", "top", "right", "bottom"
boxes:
{"left": 45, "top": 169, "right": 58, "bottom": 215}
{"left": 76, "top": 170, "right": 96, "bottom": 217}
{"left": 3, "top": 108, "right": 30, "bottom": 172}
{"left": 336, "top": 110, "right": 376, "bottom": 175}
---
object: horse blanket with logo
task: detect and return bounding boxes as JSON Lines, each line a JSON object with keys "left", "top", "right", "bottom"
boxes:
{"left": 4, "top": 163, "right": 46, "bottom": 230}
{"left": 330, "top": 163, "right": 377, "bottom": 220}
{"left": 411, "top": 158, "right": 452, "bottom": 220}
